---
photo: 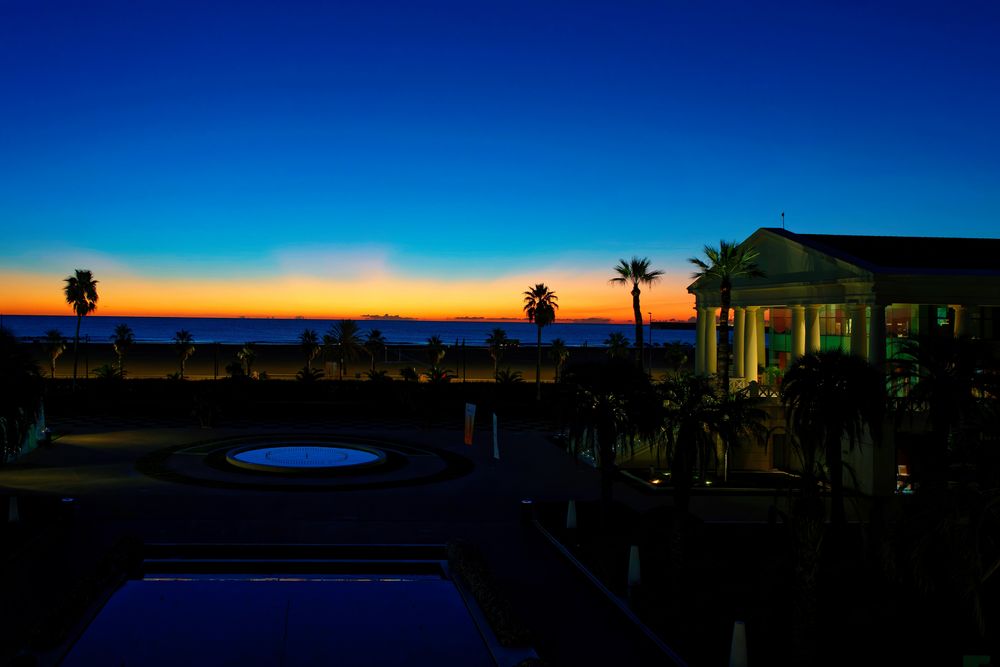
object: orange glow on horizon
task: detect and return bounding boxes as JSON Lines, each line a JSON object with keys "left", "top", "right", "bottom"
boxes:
{"left": 1, "top": 268, "right": 697, "bottom": 323}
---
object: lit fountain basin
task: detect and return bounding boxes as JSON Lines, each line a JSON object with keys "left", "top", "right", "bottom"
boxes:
{"left": 226, "top": 443, "right": 387, "bottom": 473}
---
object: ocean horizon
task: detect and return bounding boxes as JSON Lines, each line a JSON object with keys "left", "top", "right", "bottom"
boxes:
{"left": 0, "top": 314, "right": 697, "bottom": 348}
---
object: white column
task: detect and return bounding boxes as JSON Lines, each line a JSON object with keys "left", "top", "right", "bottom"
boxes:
{"left": 695, "top": 307, "right": 706, "bottom": 375}
{"left": 791, "top": 305, "right": 806, "bottom": 363}
{"left": 756, "top": 308, "right": 765, "bottom": 369}
{"left": 744, "top": 307, "right": 758, "bottom": 382}
{"left": 733, "top": 307, "right": 745, "bottom": 378}
{"left": 806, "top": 305, "right": 821, "bottom": 353}
{"left": 868, "top": 303, "right": 886, "bottom": 368}
{"left": 849, "top": 304, "right": 868, "bottom": 359}
{"left": 706, "top": 308, "right": 718, "bottom": 375}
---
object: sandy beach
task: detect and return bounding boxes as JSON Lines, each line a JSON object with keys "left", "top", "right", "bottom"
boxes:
{"left": 31, "top": 340, "right": 686, "bottom": 381}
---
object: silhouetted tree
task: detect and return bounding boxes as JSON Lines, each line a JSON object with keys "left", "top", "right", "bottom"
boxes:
{"left": 238, "top": 342, "right": 257, "bottom": 377}
{"left": 299, "top": 329, "right": 321, "bottom": 372}
{"left": 485, "top": 328, "right": 510, "bottom": 381}
{"left": 325, "top": 320, "right": 363, "bottom": 380}
{"left": 0, "top": 328, "right": 44, "bottom": 461}
{"left": 111, "top": 323, "right": 135, "bottom": 377}
{"left": 523, "top": 283, "right": 558, "bottom": 400}
{"left": 689, "top": 241, "right": 764, "bottom": 391}
{"left": 609, "top": 257, "right": 663, "bottom": 367}
{"left": 564, "top": 359, "right": 655, "bottom": 527}
{"left": 549, "top": 338, "right": 569, "bottom": 382}
{"left": 173, "top": 330, "right": 195, "bottom": 378}
{"left": 426, "top": 335, "right": 446, "bottom": 367}
{"left": 63, "top": 269, "right": 99, "bottom": 388}
{"left": 782, "top": 350, "right": 885, "bottom": 527}
{"left": 43, "top": 329, "right": 67, "bottom": 379}
{"left": 603, "top": 332, "right": 630, "bottom": 360}
{"left": 365, "top": 329, "right": 387, "bottom": 373}
{"left": 891, "top": 335, "right": 998, "bottom": 488}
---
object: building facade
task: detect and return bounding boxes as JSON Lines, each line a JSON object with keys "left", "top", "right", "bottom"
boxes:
{"left": 687, "top": 228, "right": 1000, "bottom": 384}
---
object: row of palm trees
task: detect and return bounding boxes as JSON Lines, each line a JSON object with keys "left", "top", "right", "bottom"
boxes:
{"left": 56, "top": 239, "right": 752, "bottom": 384}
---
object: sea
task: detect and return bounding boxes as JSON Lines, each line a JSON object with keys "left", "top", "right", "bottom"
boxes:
{"left": 0, "top": 314, "right": 696, "bottom": 348}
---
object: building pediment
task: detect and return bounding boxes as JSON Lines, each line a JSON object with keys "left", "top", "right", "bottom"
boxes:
{"left": 689, "top": 228, "right": 872, "bottom": 306}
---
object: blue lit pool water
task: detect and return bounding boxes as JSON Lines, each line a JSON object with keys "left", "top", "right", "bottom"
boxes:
{"left": 226, "top": 445, "right": 385, "bottom": 472}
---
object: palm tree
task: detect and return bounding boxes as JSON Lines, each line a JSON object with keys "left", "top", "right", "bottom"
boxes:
{"left": 364, "top": 329, "right": 388, "bottom": 373}
{"left": 563, "top": 359, "right": 656, "bottom": 526}
{"left": 63, "top": 269, "right": 99, "bottom": 387}
{"left": 299, "top": 329, "right": 321, "bottom": 372}
{"left": 781, "top": 350, "right": 885, "bottom": 527}
{"left": 603, "top": 332, "right": 630, "bottom": 360}
{"left": 326, "top": 320, "right": 363, "bottom": 380}
{"left": 688, "top": 241, "right": 764, "bottom": 391}
{"left": 426, "top": 335, "right": 446, "bottom": 367}
{"left": 715, "top": 389, "right": 768, "bottom": 483}
{"left": 661, "top": 341, "right": 692, "bottom": 376}
{"left": 43, "top": 329, "right": 67, "bottom": 378}
{"left": 173, "top": 330, "right": 195, "bottom": 378}
{"left": 111, "top": 324, "right": 135, "bottom": 377}
{"left": 238, "top": 342, "right": 257, "bottom": 377}
{"left": 485, "top": 328, "right": 509, "bottom": 381}
{"left": 495, "top": 367, "right": 524, "bottom": 384}
{"left": 549, "top": 338, "right": 569, "bottom": 382}
{"left": 523, "top": 283, "right": 558, "bottom": 400}
{"left": 660, "top": 374, "right": 722, "bottom": 516}
{"left": 609, "top": 257, "right": 663, "bottom": 368}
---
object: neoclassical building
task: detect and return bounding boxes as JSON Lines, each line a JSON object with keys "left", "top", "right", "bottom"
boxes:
{"left": 688, "top": 228, "right": 1000, "bottom": 382}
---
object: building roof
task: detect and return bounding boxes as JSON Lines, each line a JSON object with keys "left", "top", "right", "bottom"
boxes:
{"left": 765, "top": 227, "right": 1000, "bottom": 275}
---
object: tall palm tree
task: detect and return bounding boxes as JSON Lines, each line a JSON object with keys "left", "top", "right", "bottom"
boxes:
{"left": 63, "top": 269, "right": 99, "bottom": 387}
{"left": 689, "top": 241, "right": 764, "bottom": 391}
{"left": 364, "top": 329, "right": 387, "bottom": 373}
{"left": 299, "top": 329, "right": 321, "bottom": 372}
{"left": 173, "top": 330, "right": 195, "bottom": 378}
{"left": 43, "top": 329, "right": 67, "bottom": 378}
{"left": 603, "top": 332, "right": 630, "bottom": 360}
{"left": 523, "top": 283, "right": 558, "bottom": 400}
{"left": 609, "top": 257, "right": 663, "bottom": 368}
{"left": 781, "top": 350, "right": 885, "bottom": 526}
{"left": 326, "top": 320, "right": 363, "bottom": 380}
{"left": 111, "top": 323, "right": 135, "bottom": 377}
{"left": 549, "top": 338, "right": 569, "bottom": 382}
{"left": 485, "top": 327, "right": 509, "bottom": 381}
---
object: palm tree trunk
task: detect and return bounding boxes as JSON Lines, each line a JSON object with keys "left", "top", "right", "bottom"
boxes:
{"left": 535, "top": 325, "right": 542, "bottom": 400}
{"left": 631, "top": 285, "right": 643, "bottom": 368}
{"left": 71, "top": 314, "right": 81, "bottom": 388}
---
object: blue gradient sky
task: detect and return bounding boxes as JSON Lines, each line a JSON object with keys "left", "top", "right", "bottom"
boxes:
{"left": 2, "top": 1, "right": 998, "bottom": 319}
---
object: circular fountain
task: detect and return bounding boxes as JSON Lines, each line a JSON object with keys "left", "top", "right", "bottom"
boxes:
{"left": 225, "top": 443, "right": 386, "bottom": 473}
{"left": 136, "top": 434, "right": 473, "bottom": 491}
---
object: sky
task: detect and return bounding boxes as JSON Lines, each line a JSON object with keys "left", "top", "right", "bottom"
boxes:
{"left": 1, "top": 0, "right": 998, "bottom": 321}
